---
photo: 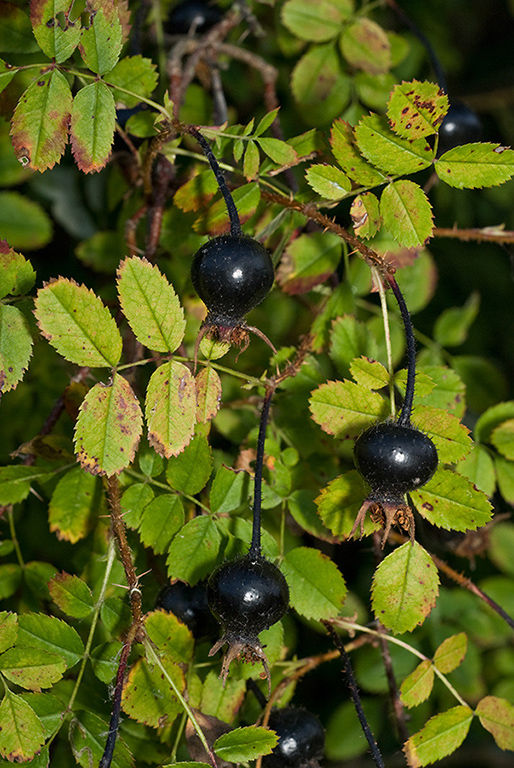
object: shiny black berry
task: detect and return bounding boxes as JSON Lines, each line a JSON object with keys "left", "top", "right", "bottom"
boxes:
{"left": 207, "top": 554, "right": 289, "bottom": 689}
{"left": 438, "top": 102, "right": 482, "bottom": 155}
{"left": 263, "top": 708, "right": 325, "bottom": 768}
{"left": 191, "top": 235, "right": 275, "bottom": 328}
{"left": 165, "top": 0, "right": 222, "bottom": 35}
{"left": 156, "top": 581, "right": 218, "bottom": 640}
{"left": 354, "top": 421, "right": 438, "bottom": 500}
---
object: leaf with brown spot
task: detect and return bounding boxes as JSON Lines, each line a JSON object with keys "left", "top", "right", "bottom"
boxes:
{"left": 388, "top": 80, "right": 449, "bottom": 139}
{"left": 79, "top": 0, "right": 122, "bottom": 75}
{"left": 404, "top": 706, "right": 473, "bottom": 767}
{"left": 196, "top": 366, "right": 222, "bottom": 423}
{"left": 355, "top": 113, "right": 434, "bottom": 176}
{"left": 0, "top": 691, "right": 45, "bottom": 762}
{"left": 30, "top": 0, "right": 82, "bottom": 62}
{"left": 340, "top": 17, "right": 391, "bottom": 74}
{"left": 435, "top": 142, "right": 514, "bottom": 189}
{"left": 70, "top": 81, "right": 115, "bottom": 173}
{"left": 411, "top": 467, "right": 493, "bottom": 532}
{"left": 145, "top": 361, "right": 196, "bottom": 459}
{"left": 476, "top": 695, "right": 514, "bottom": 750}
{"left": 121, "top": 653, "right": 184, "bottom": 728}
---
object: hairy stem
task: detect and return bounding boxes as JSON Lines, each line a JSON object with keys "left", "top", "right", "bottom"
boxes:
{"left": 372, "top": 267, "right": 396, "bottom": 419}
{"left": 387, "top": 276, "right": 416, "bottom": 426}
{"left": 249, "top": 385, "right": 276, "bottom": 558}
{"left": 99, "top": 630, "right": 136, "bottom": 768}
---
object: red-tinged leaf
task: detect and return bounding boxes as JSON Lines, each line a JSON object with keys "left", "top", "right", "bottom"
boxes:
{"left": 117, "top": 0, "right": 132, "bottom": 44}
{"left": 476, "top": 695, "right": 514, "bottom": 750}
{"left": 0, "top": 245, "right": 36, "bottom": 299}
{"left": 404, "top": 707, "right": 473, "bottom": 767}
{"left": 0, "top": 305, "right": 33, "bottom": 396}
{"left": 196, "top": 366, "right": 222, "bottom": 424}
{"left": 0, "top": 647, "right": 66, "bottom": 691}
{"left": 277, "top": 232, "right": 342, "bottom": 294}
{"left": 11, "top": 69, "right": 72, "bottom": 171}
{"left": 433, "top": 633, "right": 467, "bottom": 674}
{"left": 400, "top": 660, "right": 434, "bottom": 708}
{"left": 193, "top": 183, "right": 261, "bottom": 236}
{"left": 381, "top": 180, "right": 434, "bottom": 247}
{"left": 350, "top": 192, "right": 381, "bottom": 238}
{"left": 309, "top": 380, "right": 388, "bottom": 439}
{"left": 70, "top": 81, "right": 115, "bottom": 173}
{"left": 388, "top": 81, "right": 448, "bottom": 139}
{"left": 0, "top": 692, "right": 45, "bottom": 762}
{"left": 340, "top": 18, "right": 391, "bottom": 74}
{"left": 174, "top": 170, "right": 219, "bottom": 213}
{"left": 74, "top": 374, "right": 143, "bottom": 476}
{"left": 79, "top": 0, "right": 122, "bottom": 74}
{"left": 145, "top": 361, "right": 196, "bottom": 459}
{"left": 30, "top": 0, "right": 81, "bottom": 62}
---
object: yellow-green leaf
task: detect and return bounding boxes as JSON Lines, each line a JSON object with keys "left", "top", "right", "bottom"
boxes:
{"left": 70, "top": 81, "right": 115, "bottom": 173}
{"left": 400, "top": 660, "right": 434, "bottom": 708}
{"left": 433, "top": 632, "right": 467, "bottom": 674}
{"left": 145, "top": 361, "right": 196, "bottom": 459}
{"left": 388, "top": 80, "right": 448, "bottom": 138}
{"left": 404, "top": 706, "right": 473, "bottom": 767}
{"left": 435, "top": 143, "right": 514, "bottom": 189}
{"left": 380, "top": 180, "right": 433, "bottom": 247}
{"left": 412, "top": 467, "right": 493, "bottom": 532}
{"left": 476, "top": 695, "right": 514, "bottom": 750}
{"left": 0, "top": 692, "right": 45, "bottom": 762}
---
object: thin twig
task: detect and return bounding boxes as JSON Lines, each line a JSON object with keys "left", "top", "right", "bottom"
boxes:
{"left": 386, "top": 275, "right": 416, "bottom": 426}
{"left": 433, "top": 226, "right": 514, "bottom": 243}
{"left": 249, "top": 384, "right": 276, "bottom": 558}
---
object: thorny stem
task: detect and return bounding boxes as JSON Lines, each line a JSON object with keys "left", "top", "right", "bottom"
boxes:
{"left": 188, "top": 126, "right": 242, "bottom": 235}
{"left": 249, "top": 385, "right": 276, "bottom": 559}
{"left": 323, "top": 621, "right": 386, "bottom": 768}
{"left": 99, "top": 627, "right": 136, "bottom": 768}
{"left": 387, "top": 275, "right": 416, "bottom": 426}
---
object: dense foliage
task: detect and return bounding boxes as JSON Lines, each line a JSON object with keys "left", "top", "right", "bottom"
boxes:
{"left": 1, "top": 1, "right": 514, "bottom": 767}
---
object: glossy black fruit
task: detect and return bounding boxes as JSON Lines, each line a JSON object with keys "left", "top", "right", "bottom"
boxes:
{"left": 165, "top": 0, "right": 222, "bottom": 35}
{"left": 354, "top": 421, "right": 438, "bottom": 500}
{"left": 263, "top": 708, "right": 325, "bottom": 768}
{"left": 191, "top": 234, "right": 275, "bottom": 327}
{"left": 156, "top": 581, "right": 218, "bottom": 640}
{"left": 438, "top": 102, "right": 482, "bottom": 155}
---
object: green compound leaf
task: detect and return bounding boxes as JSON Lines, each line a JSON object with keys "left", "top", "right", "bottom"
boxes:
{"left": 166, "top": 435, "right": 212, "bottom": 495}
{"left": 309, "top": 380, "right": 388, "bottom": 439}
{"left": 79, "top": 3, "right": 122, "bottom": 74}
{"left": 30, "top": 0, "right": 82, "bottom": 62}
{"left": 121, "top": 652, "right": 184, "bottom": 729}
{"left": 281, "top": 0, "right": 353, "bottom": 42}
{"left": 0, "top": 466, "right": 48, "bottom": 505}
{"left": 257, "top": 137, "right": 297, "bottom": 167}
{"left": 139, "top": 495, "right": 184, "bottom": 555}
{"left": 433, "top": 632, "right": 467, "bottom": 674}
{"left": 74, "top": 374, "right": 142, "bottom": 476}
{"left": 304, "top": 164, "right": 352, "bottom": 200}
{"left": 282, "top": 546, "right": 346, "bottom": 620}
{"left": 117, "top": 257, "right": 186, "bottom": 354}
{"left": 316, "top": 471, "right": 378, "bottom": 539}
{"left": 291, "top": 44, "right": 351, "bottom": 126}
{"left": 196, "top": 366, "right": 222, "bottom": 424}
{"left": 17, "top": 613, "right": 84, "bottom": 668}
{"left": 243, "top": 139, "right": 259, "bottom": 180}
{"left": 34, "top": 277, "right": 122, "bottom": 367}
{"left": 387, "top": 81, "right": 448, "bottom": 139}
{"left": 0, "top": 245, "right": 36, "bottom": 298}
{"left": 0, "top": 612, "right": 18, "bottom": 654}
{"left": 355, "top": 114, "right": 434, "bottom": 175}
{"left": 371, "top": 541, "right": 439, "bottom": 633}
{"left": 0, "top": 647, "right": 66, "bottom": 691}
{"left": 330, "top": 119, "right": 386, "bottom": 186}
{"left": 0, "top": 305, "right": 33, "bottom": 396}
{"left": 214, "top": 726, "right": 278, "bottom": 763}
{"left": 11, "top": 68, "right": 72, "bottom": 171}
{"left": 0, "top": 59, "right": 16, "bottom": 94}
{"left": 349, "top": 357, "right": 390, "bottom": 390}
{"left": 69, "top": 709, "right": 133, "bottom": 768}
{"left": 0, "top": 191, "right": 52, "bottom": 251}
{"left": 166, "top": 516, "right": 223, "bottom": 585}
{"left": 277, "top": 232, "right": 342, "bottom": 294}
{"left": 145, "top": 361, "right": 196, "bottom": 459}
{"left": 48, "top": 573, "right": 94, "bottom": 619}
{"left": 48, "top": 467, "right": 100, "bottom": 543}
{"left": 411, "top": 467, "right": 493, "bottom": 532}
{"left": 411, "top": 405, "right": 472, "bottom": 463}
{"left": 404, "top": 706, "right": 473, "bottom": 767}
{"left": 145, "top": 611, "right": 194, "bottom": 665}
{"left": 0, "top": 692, "right": 45, "bottom": 762}
{"left": 491, "top": 419, "right": 514, "bottom": 460}
{"left": 476, "top": 695, "right": 514, "bottom": 751}
{"left": 104, "top": 55, "right": 158, "bottom": 107}
{"left": 400, "top": 660, "right": 434, "bottom": 708}
{"left": 350, "top": 192, "right": 381, "bottom": 239}
{"left": 340, "top": 18, "right": 391, "bottom": 74}
{"left": 380, "top": 180, "right": 433, "bottom": 247}
{"left": 70, "top": 81, "right": 116, "bottom": 173}
{"left": 436, "top": 142, "right": 514, "bottom": 189}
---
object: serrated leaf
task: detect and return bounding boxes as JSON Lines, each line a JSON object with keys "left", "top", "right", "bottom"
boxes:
{"left": 145, "top": 361, "right": 196, "bottom": 459}
{"left": 117, "top": 257, "right": 185, "bottom": 354}
{"left": 316, "top": 471, "right": 379, "bottom": 538}
{"left": 372, "top": 541, "right": 439, "bottom": 633}
{"left": 281, "top": 0, "right": 353, "bottom": 42}
{"left": 350, "top": 357, "right": 389, "bottom": 389}
{"left": 48, "top": 573, "right": 94, "bottom": 619}
{"left": 17, "top": 613, "right": 83, "bottom": 668}
{"left": 166, "top": 516, "right": 222, "bottom": 585}
{"left": 104, "top": 55, "right": 158, "bottom": 107}
{"left": 400, "top": 660, "right": 434, "bottom": 708}
{"left": 388, "top": 81, "right": 448, "bottom": 138}
{"left": 30, "top": 0, "right": 82, "bottom": 62}
{"left": 491, "top": 419, "right": 514, "bottom": 460}
{"left": 305, "top": 164, "right": 351, "bottom": 200}
{"left": 291, "top": 44, "right": 351, "bottom": 125}
{"left": 456, "top": 444, "right": 496, "bottom": 497}
{"left": 381, "top": 181, "right": 433, "bottom": 247}
{"left": 0, "top": 692, "right": 45, "bottom": 762}
{"left": 0, "top": 191, "right": 52, "bottom": 251}
{"left": 476, "top": 695, "right": 514, "bottom": 750}
{"left": 0, "top": 612, "right": 18, "bottom": 654}
{"left": 277, "top": 231, "right": 342, "bottom": 294}
{"left": 0, "top": 466, "right": 48, "bottom": 505}
{"left": 19, "top": 692, "right": 64, "bottom": 740}
{"left": 257, "top": 137, "right": 297, "bottom": 167}
{"left": 404, "top": 706, "right": 473, "bottom": 767}
{"left": 0, "top": 304, "right": 33, "bottom": 396}
{"left": 79, "top": 4, "right": 122, "bottom": 74}
{"left": 166, "top": 435, "right": 212, "bottom": 495}
{"left": 210, "top": 466, "right": 249, "bottom": 514}
{"left": 214, "top": 726, "right": 278, "bottom": 762}
{"left": 434, "top": 633, "right": 467, "bottom": 674}
{"left": 434, "top": 292, "right": 480, "bottom": 347}
{"left": 34, "top": 277, "right": 122, "bottom": 367}
{"left": 340, "top": 18, "right": 391, "bottom": 74}
{"left": 355, "top": 114, "right": 434, "bottom": 175}
{"left": 145, "top": 611, "right": 194, "bottom": 665}
{"left": 350, "top": 192, "right": 381, "bottom": 238}
{"left": 196, "top": 366, "right": 222, "bottom": 423}
{"left": 11, "top": 69, "right": 72, "bottom": 171}
{"left": 435, "top": 142, "right": 514, "bottom": 189}
{"left": 74, "top": 374, "right": 142, "bottom": 476}
{"left": 411, "top": 405, "right": 472, "bottom": 463}
{"left": 0, "top": 647, "right": 66, "bottom": 691}
{"left": 282, "top": 546, "right": 346, "bottom": 620}
{"left": 139, "top": 495, "right": 184, "bottom": 554}
{"left": 330, "top": 315, "right": 378, "bottom": 378}
{"left": 121, "top": 653, "right": 184, "bottom": 728}
{"left": 243, "top": 140, "right": 259, "bottom": 180}
{"left": 48, "top": 467, "right": 100, "bottom": 543}
{"left": 309, "top": 380, "right": 388, "bottom": 439}
{"left": 70, "top": 81, "right": 116, "bottom": 173}
{"left": 0, "top": 245, "right": 36, "bottom": 298}
{"left": 330, "top": 119, "right": 386, "bottom": 185}
{"left": 69, "top": 709, "right": 133, "bottom": 768}
{"left": 412, "top": 467, "right": 493, "bottom": 531}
